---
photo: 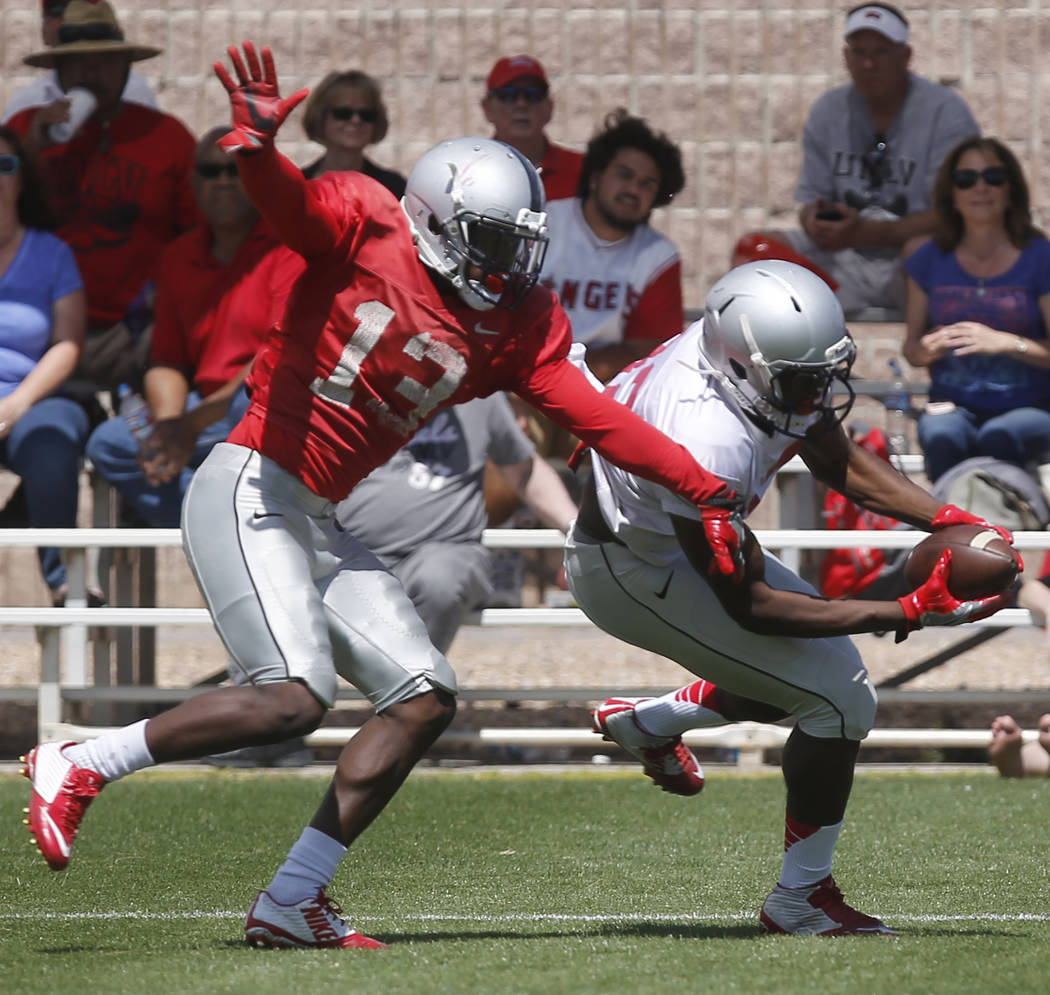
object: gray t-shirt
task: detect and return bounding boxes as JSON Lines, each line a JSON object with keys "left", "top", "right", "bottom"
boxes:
{"left": 795, "top": 72, "right": 978, "bottom": 259}
{"left": 335, "top": 394, "right": 534, "bottom": 563}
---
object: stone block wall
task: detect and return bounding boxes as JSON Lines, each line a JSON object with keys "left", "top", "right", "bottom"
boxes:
{"left": 1, "top": 2, "right": 1043, "bottom": 310}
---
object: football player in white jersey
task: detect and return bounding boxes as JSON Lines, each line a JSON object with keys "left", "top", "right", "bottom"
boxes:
{"left": 565, "top": 260, "right": 1016, "bottom": 935}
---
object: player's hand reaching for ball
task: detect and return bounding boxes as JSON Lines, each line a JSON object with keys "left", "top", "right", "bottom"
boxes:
{"left": 213, "top": 41, "right": 309, "bottom": 154}
{"left": 895, "top": 549, "right": 1011, "bottom": 642}
{"left": 931, "top": 503, "right": 1015, "bottom": 548}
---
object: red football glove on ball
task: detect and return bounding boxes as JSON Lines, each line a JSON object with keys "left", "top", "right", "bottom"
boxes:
{"left": 896, "top": 549, "right": 1011, "bottom": 642}
{"left": 213, "top": 41, "right": 309, "bottom": 154}
{"left": 931, "top": 503, "right": 1015, "bottom": 545}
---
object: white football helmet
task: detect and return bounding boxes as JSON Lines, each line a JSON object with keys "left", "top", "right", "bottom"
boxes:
{"left": 701, "top": 260, "right": 856, "bottom": 438}
{"left": 401, "top": 137, "right": 549, "bottom": 311}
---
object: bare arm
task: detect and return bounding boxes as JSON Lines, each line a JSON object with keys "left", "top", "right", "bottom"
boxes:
{"left": 497, "top": 455, "right": 577, "bottom": 533}
{"left": 799, "top": 422, "right": 940, "bottom": 529}
{"left": 671, "top": 513, "right": 908, "bottom": 638}
{"left": 0, "top": 288, "right": 84, "bottom": 438}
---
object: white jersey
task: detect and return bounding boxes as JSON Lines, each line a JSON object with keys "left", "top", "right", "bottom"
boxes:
{"left": 539, "top": 197, "right": 682, "bottom": 347}
{"left": 590, "top": 319, "right": 815, "bottom": 567}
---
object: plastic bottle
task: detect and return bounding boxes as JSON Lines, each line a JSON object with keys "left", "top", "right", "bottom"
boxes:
{"left": 118, "top": 383, "right": 153, "bottom": 444}
{"left": 882, "top": 358, "right": 910, "bottom": 462}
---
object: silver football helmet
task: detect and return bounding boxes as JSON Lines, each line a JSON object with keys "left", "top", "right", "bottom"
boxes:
{"left": 401, "top": 137, "right": 549, "bottom": 311}
{"left": 701, "top": 260, "right": 856, "bottom": 438}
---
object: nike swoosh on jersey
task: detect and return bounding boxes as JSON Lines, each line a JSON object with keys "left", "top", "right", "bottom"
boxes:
{"left": 474, "top": 322, "right": 501, "bottom": 336}
{"left": 252, "top": 512, "right": 283, "bottom": 520}
{"left": 654, "top": 571, "right": 674, "bottom": 599}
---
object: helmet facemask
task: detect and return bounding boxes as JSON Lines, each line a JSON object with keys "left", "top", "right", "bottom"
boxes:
{"left": 402, "top": 138, "right": 549, "bottom": 312}
{"left": 702, "top": 260, "right": 857, "bottom": 439}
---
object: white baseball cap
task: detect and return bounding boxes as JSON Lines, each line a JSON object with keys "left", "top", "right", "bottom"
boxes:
{"left": 844, "top": 4, "right": 909, "bottom": 45}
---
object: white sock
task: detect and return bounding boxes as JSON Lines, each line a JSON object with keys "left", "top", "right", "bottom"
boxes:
{"left": 778, "top": 815, "right": 843, "bottom": 888}
{"left": 633, "top": 680, "right": 726, "bottom": 737}
{"left": 64, "top": 719, "right": 154, "bottom": 782}
{"left": 267, "top": 827, "right": 347, "bottom": 905}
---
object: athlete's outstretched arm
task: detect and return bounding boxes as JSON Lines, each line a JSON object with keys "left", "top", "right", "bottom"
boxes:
{"left": 213, "top": 41, "right": 340, "bottom": 257}
{"left": 518, "top": 357, "right": 744, "bottom": 577}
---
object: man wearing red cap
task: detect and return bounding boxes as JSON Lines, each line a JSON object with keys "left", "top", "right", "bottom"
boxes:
{"left": 481, "top": 54, "right": 582, "bottom": 203}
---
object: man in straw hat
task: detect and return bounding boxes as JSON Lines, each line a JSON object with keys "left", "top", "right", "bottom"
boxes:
{"left": 7, "top": 0, "right": 198, "bottom": 395}
{"left": 2, "top": 1, "right": 156, "bottom": 124}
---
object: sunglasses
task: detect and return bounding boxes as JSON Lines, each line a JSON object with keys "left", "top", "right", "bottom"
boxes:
{"left": 952, "top": 166, "right": 1008, "bottom": 190}
{"left": 490, "top": 84, "right": 548, "bottom": 104}
{"left": 58, "top": 22, "right": 122, "bottom": 44}
{"left": 0, "top": 155, "right": 20, "bottom": 175}
{"left": 195, "top": 162, "right": 239, "bottom": 180}
{"left": 863, "top": 133, "right": 889, "bottom": 189}
{"left": 327, "top": 106, "right": 378, "bottom": 124}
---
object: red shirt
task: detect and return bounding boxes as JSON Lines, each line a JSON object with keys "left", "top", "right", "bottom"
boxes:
{"left": 539, "top": 141, "right": 584, "bottom": 202}
{"left": 150, "top": 221, "right": 288, "bottom": 397}
{"left": 9, "top": 103, "right": 199, "bottom": 327}
{"left": 229, "top": 148, "right": 729, "bottom": 510}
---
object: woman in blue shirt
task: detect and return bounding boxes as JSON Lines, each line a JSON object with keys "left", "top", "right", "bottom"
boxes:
{"left": 0, "top": 125, "right": 88, "bottom": 603}
{"left": 903, "top": 136, "right": 1050, "bottom": 482}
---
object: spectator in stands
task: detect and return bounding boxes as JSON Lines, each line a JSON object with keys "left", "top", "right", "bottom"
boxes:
{"left": 8, "top": 0, "right": 198, "bottom": 396}
{"left": 901, "top": 136, "right": 1050, "bottom": 484}
{"left": 84, "top": 126, "right": 291, "bottom": 528}
{"left": 481, "top": 54, "right": 582, "bottom": 202}
{"left": 337, "top": 395, "right": 577, "bottom": 653}
{"left": 300, "top": 70, "right": 405, "bottom": 197}
{"left": 0, "top": 125, "right": 89, "bottom": 605}
{"left": 540, "top": 108, "right": 685, "bottom": 383}
{"left": 989, "top": 713, "right": 1050, "bottom": 778}
{"left": 732, "top": 3, "right": 979, "bottom": 316}
{"left": 2, "top": 0, "right": 157, "bottom": 124}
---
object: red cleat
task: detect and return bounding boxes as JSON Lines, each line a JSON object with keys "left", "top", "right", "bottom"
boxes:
{"left": 21, "top": 741, "right": 106, "bottom": 870}
{"left": 591, "top": 697, "right": 705, "bottom": 796}
{"left": 245, "top": 889, "right": 388, "bottom": 949}
{"left": 759, "top": 876, "right": 896, "bottom": 936}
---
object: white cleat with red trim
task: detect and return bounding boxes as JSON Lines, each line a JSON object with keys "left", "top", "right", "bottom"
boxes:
{"left": 759, "top": 876, "right": 896, "bottom": 936}
{"left": 245, "top": 889, "right": 388, "bottom": 949}
{"left": 591, "top": 697, "right": 705, "bottom": 796}
{"left": 21, "top": 741, "right": 106, "bottom": 870}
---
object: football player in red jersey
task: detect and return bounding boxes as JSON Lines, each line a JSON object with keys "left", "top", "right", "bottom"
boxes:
{"left": 21, "top": 42, "right": 742, "bottom": 949}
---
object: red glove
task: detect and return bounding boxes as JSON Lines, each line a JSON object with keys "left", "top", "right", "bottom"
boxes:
{"left": 895, "top": 549, "right": 1012, "bottom": 642}
{"left": 213, "top": 41, "right": 309, "bottom": 154}
{"left": 701, "top": 506, "right": 745, "bottom": 582}
{"left": 931, "top": 503, "right": 1015, "bottom": 546}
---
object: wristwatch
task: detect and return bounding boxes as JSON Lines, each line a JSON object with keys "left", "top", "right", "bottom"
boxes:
{"left": 1015, "top": 337, "right": 1029, "bottom": 354}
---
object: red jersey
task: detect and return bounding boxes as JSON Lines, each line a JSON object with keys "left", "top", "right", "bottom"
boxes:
{"left": 150, "top": 220, "right": 288, "bottom": 397}
{"left": 539, "top": 141, "right": 584, "bottom": 202}
{"left": 8, "top": 103, "right": 199, "bottom": 327}
{"left": 228, "top": 147, "right": 729, "bottom": 511}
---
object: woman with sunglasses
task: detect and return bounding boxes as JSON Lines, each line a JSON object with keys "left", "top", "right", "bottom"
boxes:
{"left": 0, "top": 125, "right": 90, "bottom": 605}
{"left": 902, "top": 136, "right": 1050, "bottom": 483}
{"left": 299, "top": 70, "right": 405, "bottom": 198}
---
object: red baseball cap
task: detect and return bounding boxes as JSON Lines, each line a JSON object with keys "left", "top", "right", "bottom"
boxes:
{"left": 486, "top": 55, "right": 549, "bottom": 92}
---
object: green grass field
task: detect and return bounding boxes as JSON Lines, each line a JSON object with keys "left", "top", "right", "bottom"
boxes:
{"left": 2, "top": 767, "right": 1048, "bottom": 994}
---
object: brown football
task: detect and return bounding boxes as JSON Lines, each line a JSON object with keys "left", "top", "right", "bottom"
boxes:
{"left": 904, "top": 524, "right": 1021, "bottom": 600}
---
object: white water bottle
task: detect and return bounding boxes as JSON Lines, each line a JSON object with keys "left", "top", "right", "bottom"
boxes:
{"left": 118, "top": 383, "right": 153, "bottom": 443}
{"left": 883, "top": 358, "right": 910, "bottom": 461}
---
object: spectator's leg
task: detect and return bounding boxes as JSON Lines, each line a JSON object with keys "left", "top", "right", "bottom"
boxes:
{"left": 391, "top": 542, "right": 492, "bottom": 654}
{"left": 974, "top": 407, "right": 1050, "bottom": 467}
{"left": 917, "top": 406, "right": 978, "bottom": 482}
{"left": 5, "top": 396, "right": 90, "bottom": 597}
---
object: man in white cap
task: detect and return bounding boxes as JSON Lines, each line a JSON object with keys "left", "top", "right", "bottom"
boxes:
{"left": 1, "top": 1, "right": 156, "bottom": 124}
{"left": 731, "top": 2, "right": 979, "bottom": 316}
